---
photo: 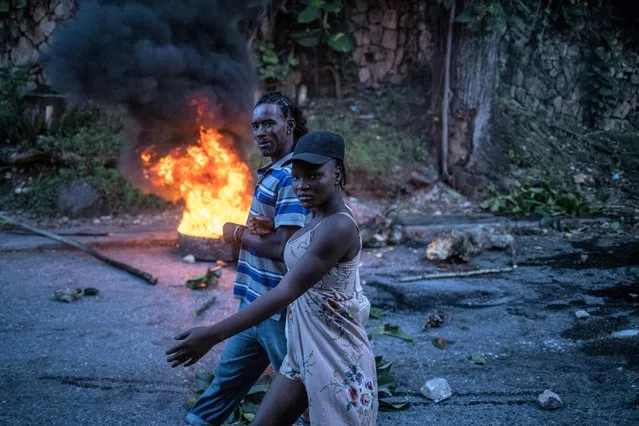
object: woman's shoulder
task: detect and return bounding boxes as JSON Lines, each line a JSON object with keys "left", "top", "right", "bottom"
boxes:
{"left": 317, "top": 212, "right": 359, "bottom": 239}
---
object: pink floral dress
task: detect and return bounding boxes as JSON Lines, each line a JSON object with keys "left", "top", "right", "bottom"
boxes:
{"left": 279, "top": 212, "right": 377, "bottom": 425}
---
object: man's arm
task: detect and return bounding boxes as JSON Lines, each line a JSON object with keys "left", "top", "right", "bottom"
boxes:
{"left": 166, "top": 215, "right": 358, "bottom": 367}
{"left": 239, "top": 225, "right": 299, "bottom": 260}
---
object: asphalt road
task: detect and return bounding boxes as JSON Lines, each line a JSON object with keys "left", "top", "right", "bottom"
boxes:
{"left": 0, "top": 230, "right": 637, "bottom": 425}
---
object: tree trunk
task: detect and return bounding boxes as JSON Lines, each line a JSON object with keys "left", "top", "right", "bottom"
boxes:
{"left": 441, "top": 0, "right": 456, "bottom": 181}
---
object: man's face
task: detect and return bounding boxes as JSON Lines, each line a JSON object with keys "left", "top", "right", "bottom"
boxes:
{"left": 251, "top": 104, "right": 293, "bottom": 160}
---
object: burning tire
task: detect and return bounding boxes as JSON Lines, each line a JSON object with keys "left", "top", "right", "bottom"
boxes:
{"left": 178, "top": 232, "right": 238, "bottom": 262}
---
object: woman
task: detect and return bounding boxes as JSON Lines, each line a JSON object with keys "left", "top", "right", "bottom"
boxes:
{"left": 167, "top": 130, "right": 377, "bottom": 426}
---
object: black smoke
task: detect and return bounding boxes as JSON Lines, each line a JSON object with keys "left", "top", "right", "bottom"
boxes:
{"left": 42, "top": 0, "right": 266, "bottom": 188}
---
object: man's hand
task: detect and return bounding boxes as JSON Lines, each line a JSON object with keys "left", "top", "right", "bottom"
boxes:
{"left": 165, "top": 326, "right": 221, "bottom": 368}
{"left": 247, "top": 215, "right": 275, "bottom": 236}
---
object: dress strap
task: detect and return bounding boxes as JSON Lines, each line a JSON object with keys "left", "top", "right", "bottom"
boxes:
{"left": 336, "top": 211, "right": 359, "bottom": 230}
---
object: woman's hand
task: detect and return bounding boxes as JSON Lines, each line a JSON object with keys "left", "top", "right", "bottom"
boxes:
{"left": 165, "top": 326, "right": 221, "bottom": 367}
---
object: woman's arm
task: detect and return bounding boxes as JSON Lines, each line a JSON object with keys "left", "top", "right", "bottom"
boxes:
{"left": 166, "top": 215, "right": 358, "bottom": 367}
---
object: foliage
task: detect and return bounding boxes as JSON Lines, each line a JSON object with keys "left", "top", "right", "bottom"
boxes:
{"left": 306, "top": 87, "right": 429, "bottom": 173}
{"left": 256, "top": 41, "right": 298, "bottom": 85}
{"left": 455, "top": 2, "right": 507, "bottom": 35}
{"left": 288, "top": 0, "right": 354, "bottom": 53}
{"left": 0, "top": 67, "right": 45, "bottom": 146}
{"left": 0, "top": 0, "right": 27, "bottom": 13}
{"left": 481, "top": 183, "right": 591, "bottom": 218}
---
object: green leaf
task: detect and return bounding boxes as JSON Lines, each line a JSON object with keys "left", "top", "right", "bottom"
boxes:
{"left": 380, "top": 323, "right": 413, "bottom": 343}
{"left": 246, "top": 383, "right": 269, "bottom": 395}
{"left": 471, "top": 353, "right": 487, "bottom": 365}
{"left": 240, "top": 402, "right": 260, "bottom": 414}
{"left": 378, "top": 399, "right": 409, "bottom": 411}
{"left": 83, "top": 287, "right": 99, "bottom": 296}
{"left": 327, "top": 32, "right": 354, "bottom": 52}
{"left": 261, "top": 50, "right": 279, "bottom": 65}
{"left": 298, "top": 5, "right": 321, "bottom": 23}
{"left": 369, "top": 306, "right": 385, "bottom": 319}
{"left": 0, "top": 1, "right": 9, "bottom": 12}
{"left": 323, "top": 0, "right": 342, "bottom": 13}
{"left": 195, "top": 373, "right": 214, "bottom": 391}
{"left": 15, "top": 0, "right": 27, "bottom": 7}
{"left": 455, "top": 9, "right": 475, "bottom": 23}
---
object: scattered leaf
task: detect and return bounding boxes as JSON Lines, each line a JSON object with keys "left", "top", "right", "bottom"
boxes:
{"left": 83, "top": 287, "right": 99, "bottom": 296}
{"left": 432, "top": 337, "right": 448, "bottom": 350}
{"left": 246, "top": 383, "right": 269, "bottom": 396}
{"left": 378, "top": 399, "right": 410, "bottom": 411}
{"left": 471, "top": 353, "right": 487, "bottom": 365}
{"left": 380, "top": 323, "right": 414, "bottom": 343}
{"left": 369, "top": 306, "right": 386, "bottom": 319}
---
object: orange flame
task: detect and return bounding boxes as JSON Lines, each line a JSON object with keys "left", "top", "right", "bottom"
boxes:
{"left": 141, "top": 118, "right": 253, "bottom": 239}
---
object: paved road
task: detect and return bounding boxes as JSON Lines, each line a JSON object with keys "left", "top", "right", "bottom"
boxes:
{"left": 0, "top": 230, "right": 637, "bottom": 425}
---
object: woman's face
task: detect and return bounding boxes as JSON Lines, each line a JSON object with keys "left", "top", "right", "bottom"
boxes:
{"left": 291, "top": 160, "right": 339, "bottom": 209}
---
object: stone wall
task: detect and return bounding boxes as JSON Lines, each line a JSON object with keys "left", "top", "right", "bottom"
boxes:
{"left": 501, "top": 38, "right": 639, "bottom": 131}
{"left": 1, "top": 0, "right": 76, "bottom": 84}
{"left": 347, "top": 0, "right": 434, "bottom": 86}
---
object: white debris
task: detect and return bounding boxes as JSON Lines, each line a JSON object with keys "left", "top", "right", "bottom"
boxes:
{"left": 420, "top": 378, "right": 452, "bottom": 403}
{"left": 537, "top": 390, "right": 563, "bottom": 410}
{"left": 575, "top": 310, "right": 590, "bottom": 319}
{"left": 610, "top": 329, "right": 639, "bottom": 339}
{"left": 182, "top": 254, "right": 196, "bottom": 264}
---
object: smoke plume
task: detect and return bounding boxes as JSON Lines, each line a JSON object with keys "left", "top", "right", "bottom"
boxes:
{"left": 42, "top": 0, "right": 265, "bottom": 188}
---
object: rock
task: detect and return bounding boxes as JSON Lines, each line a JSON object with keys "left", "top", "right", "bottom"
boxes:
{"left": 575, "top": 310, "right": 590, "bottom": 319}
{"left": 381, "top": 9, "right": 398, "bottom": 29}
{"left": 11, "top": 37, "right": 38, "bottom": 66}
{"left": 423, "top": 310, "right": 445, "bottom": 329}
{"left": 610, "top": 329, "right": 639, "bottom": 338}
{"left": 583, "top": 295, "right": 605, "bottom": 306}
{"left": 56, "top": 180, "right": 102, "bottom": 216}
{"left": 426, "top": 236, "right": 453, "bottom": 261}
{"left": 387, "top": 225, "right": 403, "bottom": 245}
{"left": 487, "top": 233, "right": 514, "bottom": 250}
{"left": 381, "top": 29, "right": 398, "bottom": 50}
{"left": 358, "top": 67, "right": 371, "bottom": 83}
{"left": 612, "top": 101, "right": 632, "bottom": 119}
{"left": 39, "top": 17, "right": 57, "bottom": 38}
{"left": 33, "top": 5, "right": 47, "bottom": 22}
{"left": 368, "top": 7, "right": 383, "bottom": 24}
{"left": 355, "top": 0, "right": 368, "bottom": 12}
{"left": 54, "top": 288, "right": 82, "bottom": 303}
{"left": 369, "top": 25, "right": 383, "bottom": 45}
{"left": 182, "top": 254, "right": 196, "bottom": 264}
{"left": 537, "top": 390, "right": 564, "bottom": 410}
{"left": 54, "top": 0, "right": 75, "bottom": 19}
{"left": 420, "top": 378, "right": 452, "bottom": 403}
{"left": 514, "top": 69, "right": 524, "bottom": 86}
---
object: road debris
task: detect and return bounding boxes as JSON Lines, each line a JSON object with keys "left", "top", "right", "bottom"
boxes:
{"left": 185, "top": 266, "right": 223, "bottom": 290}
{"left": 182, "top": 254, "right": 196, "bottom": 264}
{"left": 431, "top": 337, "right": 449, "bottom": 350}
{"left": 399, "top": 266, "right": 516, "bottom": 283}
{"left": 423, "top": 310, "right": 445, "bottom": 329}
{"left": 420, "top": 378, "right": 452, "bottom": 403}
{"left": 380, "top": 323, "right": 414, "bottom": 343}
{"left": 0, "top": 213, "right": 158, "bottom": 285}
{"left": 575, "top": 310, "right": 590, "bottom": 319}
{"left": 426, "top": 227, "right": 515, "bottom": 262}
{"left": 195, "top": 294, "right": 217, "bottom": 317}
{"left": 53, "top": 287, "right": 100, "bottom": 303}
{"left": 537, "top": 390, "right": 564, "bottom": 410}
{"left": 470, "top": 353, "right": 487, "bottom": 365}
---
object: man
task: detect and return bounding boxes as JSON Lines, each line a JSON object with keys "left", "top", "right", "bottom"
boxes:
{"left": 185, "top": 92, "right": 309, "bottom": 426}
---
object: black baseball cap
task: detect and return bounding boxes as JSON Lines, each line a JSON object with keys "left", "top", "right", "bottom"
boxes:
{"left": 283, "top": 130, "right": 345, "bottom": 166}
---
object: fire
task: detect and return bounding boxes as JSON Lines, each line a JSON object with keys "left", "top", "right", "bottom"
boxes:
{"left": 140, "top": 122, "right": 253, "bottom": 239}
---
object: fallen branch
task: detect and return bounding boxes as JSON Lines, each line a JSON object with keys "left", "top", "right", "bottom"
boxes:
{"left": 398, "top": 266, "right": 517, "bottom": 283}
{"left": 0, "top": 213, "right": 157, "bottom": 285}
{"left": 195, "top": 295, "right": 217, "bottom": 317}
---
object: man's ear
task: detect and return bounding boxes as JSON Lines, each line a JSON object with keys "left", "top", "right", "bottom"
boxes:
{"left": 287, "top": 118, "right": 296, "bottom": 134}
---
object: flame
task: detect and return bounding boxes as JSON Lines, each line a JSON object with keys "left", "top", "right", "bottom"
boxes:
{"left": 141, "top": 118, "right": 253, "bottom": 239}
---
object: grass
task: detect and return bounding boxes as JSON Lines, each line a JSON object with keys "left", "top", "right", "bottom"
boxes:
{"left": 306, "top": 86, "right": 430, "bottom": 173}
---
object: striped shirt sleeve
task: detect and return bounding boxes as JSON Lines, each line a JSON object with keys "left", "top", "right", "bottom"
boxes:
{"left": 274, "top": 174, "right": 307, "bottom": 228}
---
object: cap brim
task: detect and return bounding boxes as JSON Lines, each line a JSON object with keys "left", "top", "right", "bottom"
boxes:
{"left": 282, "top": 153, "right": 333, "bottom": 167}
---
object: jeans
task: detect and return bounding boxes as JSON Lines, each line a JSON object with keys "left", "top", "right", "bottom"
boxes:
{"left": 185, "top": 303, "right": 287, "bottom": 426}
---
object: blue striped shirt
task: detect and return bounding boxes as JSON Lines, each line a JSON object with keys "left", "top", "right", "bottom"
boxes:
{"left": 233, "top": 152, "right": 308, "bottom": 319}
